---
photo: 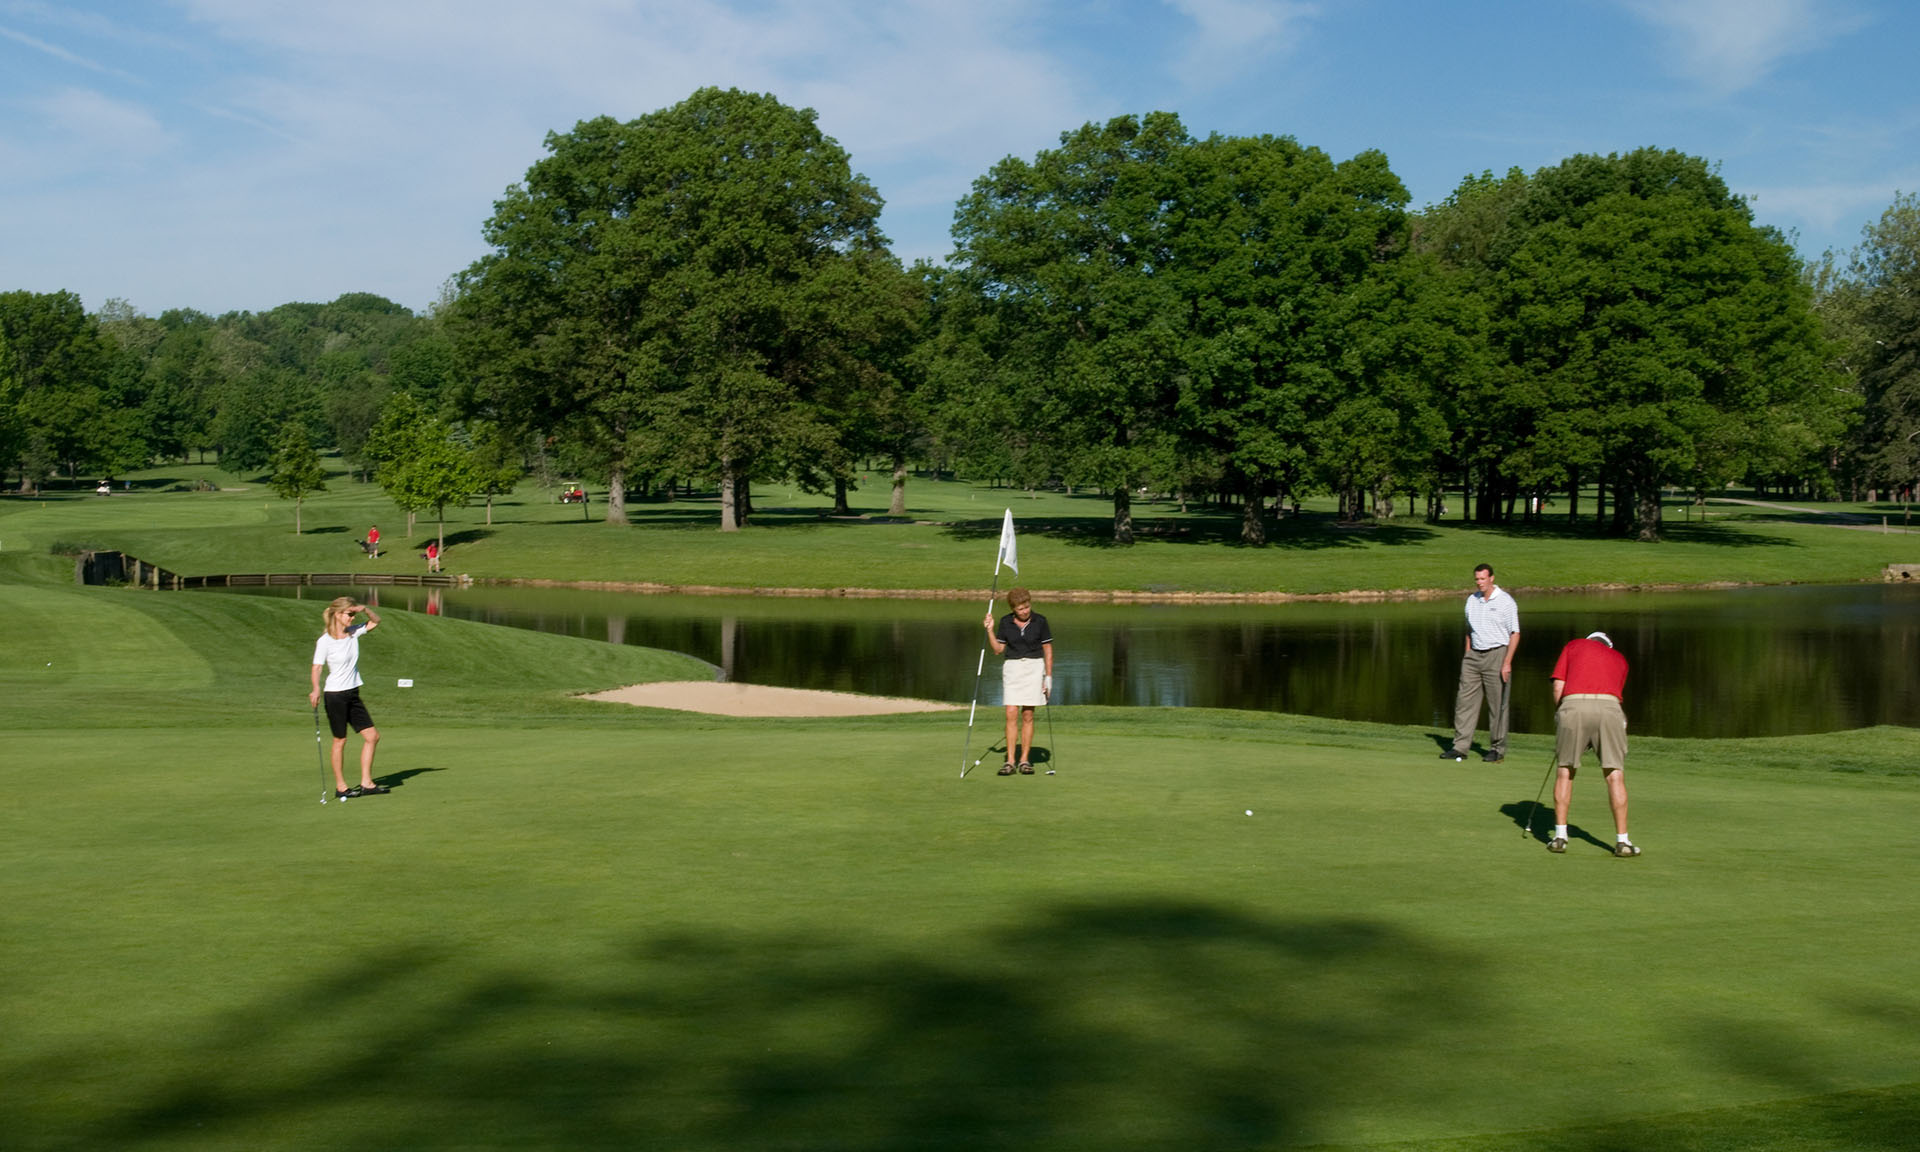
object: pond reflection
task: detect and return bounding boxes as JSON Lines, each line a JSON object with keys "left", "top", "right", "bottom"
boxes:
{"left": 232, "top": 583, "right": 1920, "bottom": 738}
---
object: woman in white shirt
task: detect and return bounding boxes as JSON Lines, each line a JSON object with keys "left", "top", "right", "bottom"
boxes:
{"left": 308, "top": 596, "right": 390, "bottom": 799}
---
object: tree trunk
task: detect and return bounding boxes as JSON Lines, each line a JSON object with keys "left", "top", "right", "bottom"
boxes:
{"left": 1113, "top": 485, "right": 1133, "bottom": 545}
{"left": 605, "top": 465, "right": 628, "bottom": 524}
{"left": 720, "top": 462, "right": 740, "bottom": 532}
{"left": 833, "top": 476, "right": 852, "bottom": 516}
{"left": 1241, "top": 487, "right": 1266, "bottom": 545}
{"left": 295, "top": 498, "right": 302, "bottom": 535}
{"left": 1567, "top": 468, "right": 1580, "bottom": 524}
{"left": 738, "top": 481, "right": 753, "bottom": 526}
{"left": 1633, "top": 481, "right": 1663, "bottom": 542}
{"left": 889, "top": 455, "right": 907, "bottom": 516}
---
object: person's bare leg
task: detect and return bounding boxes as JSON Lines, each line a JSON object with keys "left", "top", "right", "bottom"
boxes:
{"left": 1553, "top": 766, "right": 1575, "bottom": 826}
{"left": 1020, "top": 708, "right": 1036, "bottom": 764}
{"left": 1003, "top": 706, "right": 1019, "bottom": 769}
{"left": 1605, "top": 769, "right": 1629, "bottom": 836}
{"left": 331, "top": 737, "right": 351, "bottom": 793}
{"left": 359, "top": 726, "right": 380, "bottom": 790}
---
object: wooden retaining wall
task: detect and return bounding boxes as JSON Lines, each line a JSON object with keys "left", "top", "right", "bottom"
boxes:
{"left": 75, "top": 551, "right": 461, "bottom": 590}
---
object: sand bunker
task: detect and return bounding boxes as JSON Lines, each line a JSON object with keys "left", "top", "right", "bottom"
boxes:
{"left": 581, "top": 680, "right": 964, "bottom": 717}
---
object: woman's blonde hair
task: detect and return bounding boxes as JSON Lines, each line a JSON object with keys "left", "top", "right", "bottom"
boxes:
{"left": 1007, "top": 587, "right": 1031, "bottom": 609}
{"left": 322, "top": 596, "right": 358, "bottom": 629}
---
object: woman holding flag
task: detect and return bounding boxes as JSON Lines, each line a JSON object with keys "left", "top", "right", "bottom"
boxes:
{"left": 984, "top": 587, "right": 1053, "bottom": 774}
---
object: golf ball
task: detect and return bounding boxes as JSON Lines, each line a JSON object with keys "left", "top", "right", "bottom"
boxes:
{"left": 1245, "top": 810, "right": 1253, "bottom": 816}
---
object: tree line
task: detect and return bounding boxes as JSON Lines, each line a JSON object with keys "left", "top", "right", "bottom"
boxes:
{"left": 4, "top": 87, "right": 1913, "bottom": 543}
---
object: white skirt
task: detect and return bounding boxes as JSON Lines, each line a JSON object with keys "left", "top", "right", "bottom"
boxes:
{"left": 1002, "top": 658, "right": 1046, "bottom": 706}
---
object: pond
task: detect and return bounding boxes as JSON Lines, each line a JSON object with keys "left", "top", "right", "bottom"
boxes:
{"left": 230, "top": 582, "right": 1920, "bottom": 738}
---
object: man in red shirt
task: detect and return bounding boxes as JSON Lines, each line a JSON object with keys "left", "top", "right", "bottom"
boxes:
{"left": 1548, "top": 631, "right": 1640, "bottom": 857}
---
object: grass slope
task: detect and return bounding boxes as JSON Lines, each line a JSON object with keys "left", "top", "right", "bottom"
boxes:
{"left": 5, "top": 462, "right": 1917, "bottom": 593}
{"left": 1, "top": 576, "right": 1916, "bottom": 1148}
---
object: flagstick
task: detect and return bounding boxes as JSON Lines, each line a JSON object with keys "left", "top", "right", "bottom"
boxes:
{"left": 962, "top": 509, "right": 1019, "bottom": 779}
{"left": 960, "top": 561, "right": 1003, "bottom": 777}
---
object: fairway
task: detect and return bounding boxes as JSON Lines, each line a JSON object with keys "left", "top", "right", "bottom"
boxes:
{"left": 2, "top": 575, "right": 1917, "bottom": 1148}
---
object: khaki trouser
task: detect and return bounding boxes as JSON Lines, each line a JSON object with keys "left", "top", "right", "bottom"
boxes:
{"left": 1452, "top": 644, "right": 1510, "bottom": 756}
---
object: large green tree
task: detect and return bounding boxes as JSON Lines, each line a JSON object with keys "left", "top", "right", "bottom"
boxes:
{"left": 0, "top": 290, "right": 109, "bottom": 488}
{"left": 1177, "top": 134, "right": 1435, "bottom": 539}
{"left": 949, "top": 112, "right": 1193, "bottom": 544}
{"left": 1820, "top": 192, "right": 1920, "bottom": 497}
{"left": 1435, "top": 150, "right": 1834, "bottom": 539}
{"left": 451, "top": 87, "right": 900, "bottom": 530}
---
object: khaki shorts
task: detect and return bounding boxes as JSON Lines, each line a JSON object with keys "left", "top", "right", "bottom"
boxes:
{"left": 1555, "top": 695, "right": 1626, "bottom": 773}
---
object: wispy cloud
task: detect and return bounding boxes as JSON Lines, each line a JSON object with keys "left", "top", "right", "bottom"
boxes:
{"left": 1617, "top": 0, "right": 1860, "bottom": 94}
{"left": 0, "top": 20, "right": 143, "bottom": 82}
{"left": 37, "top": 86, "right": 171, "bottom": 157}
{"left": 1163, "top": 0, "right": 1317, "bottom": 88}
{"left": 1746, "top": 174, "right": 1920, "bottom": 251}
{"left": 163, "top": 0, "right": 1088, "bottom": 266}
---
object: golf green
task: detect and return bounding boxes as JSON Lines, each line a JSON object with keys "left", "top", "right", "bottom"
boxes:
{"left": 1, "top": 576, "right": 1916, "bottom": 1149}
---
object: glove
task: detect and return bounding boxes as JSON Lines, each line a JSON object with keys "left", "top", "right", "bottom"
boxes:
{"left": 1043, "top": 674, "right": 1053, "bottom": 696}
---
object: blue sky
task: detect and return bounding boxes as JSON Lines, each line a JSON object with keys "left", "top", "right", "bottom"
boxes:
{"left": 2, "top": 0, "right": 1915, "bottom": 316}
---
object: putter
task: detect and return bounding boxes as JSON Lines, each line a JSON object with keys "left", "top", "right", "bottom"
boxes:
{"left": 1043, "top": 694, "right": 1058, "bottom": 774}
{"left": 1522, "top": 754, "right": 1558, "bottom": 839}
{"left": 313, "top": 703, "right": 330, "bottom": 805}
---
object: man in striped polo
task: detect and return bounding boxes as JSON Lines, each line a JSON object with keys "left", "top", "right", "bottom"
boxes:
{"left": 1547, "top": 630, "right": 1639, "bottom": 857}
{"left": 1443, "top": 563, "right": 1519, "bottom": 763}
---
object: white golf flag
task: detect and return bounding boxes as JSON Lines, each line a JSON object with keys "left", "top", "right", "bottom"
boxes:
{"left": 997, "top": 508, "right": 1019, "bottom": 574}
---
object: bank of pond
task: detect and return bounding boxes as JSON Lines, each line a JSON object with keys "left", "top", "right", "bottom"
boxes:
{"left": 221, "top": 582, "right": 1920, "bottom": 739}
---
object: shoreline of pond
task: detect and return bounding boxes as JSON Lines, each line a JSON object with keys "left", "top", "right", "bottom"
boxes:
{"left": 479, "top": 576, "right": 1793, "bottom": 603}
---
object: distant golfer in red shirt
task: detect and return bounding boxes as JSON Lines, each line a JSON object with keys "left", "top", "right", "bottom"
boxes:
{"left": 1547, "top": 631, "right": 1639, "bottom": 857}
{"left": 366, "top": 525, "right": 380, "bottom": 558}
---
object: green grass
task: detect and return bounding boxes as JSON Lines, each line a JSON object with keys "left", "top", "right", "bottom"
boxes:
{"left": 4, "top": 460, "right": 1918, "bottom": 594}
{"left": 2, "top": 562, "right": 1916, "bottom": 1148}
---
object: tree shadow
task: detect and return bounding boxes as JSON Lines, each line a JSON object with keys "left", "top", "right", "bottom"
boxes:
{"left": 935, "top": 512, "right": 1450, "bottom": 551}
{"left": 1447, "top": 519, "right": 1800, "bottom": 549}
{"left": 4, "top": 900, "right": 1484, "bottom": 1151}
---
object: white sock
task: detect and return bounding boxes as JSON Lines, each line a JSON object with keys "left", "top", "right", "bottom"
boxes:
{"left": 1555, "top": 825, "right": 1567, "bottom": 840}
{"left": 1617, "top": 832, "right": 1632, "bottom": 843}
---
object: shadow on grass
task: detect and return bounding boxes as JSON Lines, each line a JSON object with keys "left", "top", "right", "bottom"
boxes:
{"left": 1499, "top": 801, "right": 1615, "bottom": 853}
{"left": 1446, "top": 519, "right": 1801, "bottom": 549}
{"left": 920, "top": 509, "right": 1871, "bottom": 553}
{"left": 937, "top": 511, "right": 1447, "bottom": 552}
{"left": 372, "top": 766, "right": 446, "bottom": 790}
{"left": 4, "top": 901, "right": 1484, "bottom": 1150}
